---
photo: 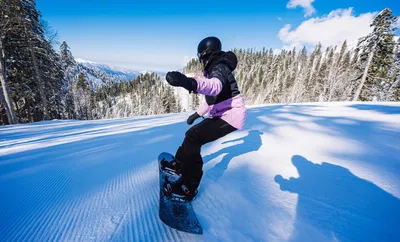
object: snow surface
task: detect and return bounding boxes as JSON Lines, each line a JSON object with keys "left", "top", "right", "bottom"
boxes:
{"left": 1, "top": 102, "right": 399, "bottom": 241}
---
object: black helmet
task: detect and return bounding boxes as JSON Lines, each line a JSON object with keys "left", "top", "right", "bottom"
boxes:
{"left": 197, "top": 36, "right": 222, "bottom": 63}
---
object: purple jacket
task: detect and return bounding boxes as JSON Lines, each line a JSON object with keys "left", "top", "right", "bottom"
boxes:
{"left": 193, "top": 51, "right": 246, "bottom": 130}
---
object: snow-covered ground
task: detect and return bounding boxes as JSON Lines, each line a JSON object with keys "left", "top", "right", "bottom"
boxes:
{"left": 1, "top": 102, "right": 399, "bottom": 241}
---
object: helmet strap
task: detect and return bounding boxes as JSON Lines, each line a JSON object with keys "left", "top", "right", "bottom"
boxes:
{"left": 199, "top": 52, "right": 211, "bottom": 67}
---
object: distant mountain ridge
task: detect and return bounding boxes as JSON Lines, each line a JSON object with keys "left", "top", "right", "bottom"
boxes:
{"left": 75, "top": 58, "right": 139, "bottom": 82}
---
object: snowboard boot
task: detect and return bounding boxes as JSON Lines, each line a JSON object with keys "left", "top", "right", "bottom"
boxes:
{"left": 161, "top": 157, "right": 182, "bottom": 175}
{"left": 163, "top": 177, "right": 198, "bottom": 202}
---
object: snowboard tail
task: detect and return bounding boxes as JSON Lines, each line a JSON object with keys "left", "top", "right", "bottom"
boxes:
{"left": 158, "top": 152, "right": 203, "bottom": 234}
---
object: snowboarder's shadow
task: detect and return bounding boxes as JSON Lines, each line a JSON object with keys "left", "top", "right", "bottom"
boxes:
{"left": 274, "top": 155, "right": 400, "bottom": 242}
{"left": 203, "top": 130, "right": 263, "bottom": 181}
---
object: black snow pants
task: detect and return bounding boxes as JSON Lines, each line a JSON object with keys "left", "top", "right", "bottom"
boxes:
{"left": 174, "top": 117, "right": 237, "bottom": 190}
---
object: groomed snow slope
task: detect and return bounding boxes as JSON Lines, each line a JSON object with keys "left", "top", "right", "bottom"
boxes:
{"left": 1, "top": 102, "right": 400, "bottom": 242}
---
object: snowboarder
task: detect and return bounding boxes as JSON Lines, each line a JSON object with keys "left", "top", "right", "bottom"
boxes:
{"left": 163, "top": 36, "right": 247, "bottom": 201}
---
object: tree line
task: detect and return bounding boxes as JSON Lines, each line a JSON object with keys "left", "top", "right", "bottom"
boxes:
{"left": 186, "top": 8, "right": 399, "bottom": 105}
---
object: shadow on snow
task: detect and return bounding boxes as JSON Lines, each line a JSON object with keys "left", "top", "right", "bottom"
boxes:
{"left": 275, "top": 155, "right": 400, "bottom": 242}
{"left": 203, "top": 130, "right": 263, "bottom": 181}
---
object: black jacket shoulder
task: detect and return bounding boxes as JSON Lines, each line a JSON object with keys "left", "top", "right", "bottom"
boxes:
{"left": 209, "top": 63, "right": 231, "bottom": 86}
{"left": 203, "top": 51, "right": 241, "bottom": 105}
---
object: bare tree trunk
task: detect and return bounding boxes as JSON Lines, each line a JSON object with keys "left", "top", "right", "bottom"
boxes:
{"left": 0, "top": 38, "right": 17, "bottom": 124}
{"left": 0, "top": 87, "right": 11, "bottom": 123}
{"left": 353, "top": 43, "right": 377, "bottom": 101}
{"left": 25, "top": 26, "right": 49, "bottom": 120}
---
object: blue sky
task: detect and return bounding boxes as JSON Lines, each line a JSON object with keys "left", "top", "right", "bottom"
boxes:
{"left": 36, "top": 0, "right": 400, "bottom": 72}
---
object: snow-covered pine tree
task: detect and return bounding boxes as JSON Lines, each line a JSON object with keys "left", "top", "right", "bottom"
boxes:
{"left": 282, "top": 48, "right": 297, "bottom": 103}
{"left": 40, "top": 41, "right": 64, "bottom": 120}
{"left": 353, "top": 8, "right": 398, "bottom": 101}
{"left": 266, "top": 51, "right": 283, "bottom": 103}
{"left": 312, "top": 46, "right": 327, "bottom": 101}
{"left": 93, "top": 72, "right": 182, "bottom": 118}
{"left": 17, "top": 0, "right": 51, "bottom": 119}
{"left": 59, "top": 41, "right": 77, "bottom": 119}
{"left": 327, "top": 40, "right": 349, "bottom": 101}
{"left": 305, "top": 43, "right": 322, "bottom": 101}
{"left": 321, "top": 47, "right": 335, "bottom": 101}
{"left": 0, "top": 0, "right": 20, "bottom": 124}
{"left": 75, "top": 72, "right": 90, "bottom": 119}
{"left": 334, "top": 48, "right": 353, "bottom": 101}
{"left": 289, "top": 46, "right": 308, "bottom": 103}
{"left": 60, "top": 41, "right": 76, "bottom": 68}
{"left": 388, "top": 37, "right": 400, "bottom": 101}
{"left": 191, "top": 92, "right": 200, "bottom": 111}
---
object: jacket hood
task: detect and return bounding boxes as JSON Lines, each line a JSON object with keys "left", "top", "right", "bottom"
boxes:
{"left": 204, "top": 51, "right": 238, "bottom": 72}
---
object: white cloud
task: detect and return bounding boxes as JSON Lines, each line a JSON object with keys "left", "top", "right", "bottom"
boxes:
{"left": 278, "top": 8, "right": 376, "bottom": 50}
{"left": 287, "top": 0, "right": 316, "bottom": 17}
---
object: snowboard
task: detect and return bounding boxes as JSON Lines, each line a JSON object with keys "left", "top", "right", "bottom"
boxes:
{"left": 158, "top": 152, "right": 203, "bottom": 234}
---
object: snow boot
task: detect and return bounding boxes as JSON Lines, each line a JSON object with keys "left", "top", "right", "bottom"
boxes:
{"left": 161, "top": 157, "right": 182, "bottom": 175}
{"left": 163, "top": 177, "right": 198, "bottom": 202}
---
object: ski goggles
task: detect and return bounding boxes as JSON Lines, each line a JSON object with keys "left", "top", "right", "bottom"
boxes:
{"left": 197, "top": 52, "right": 208, "bottom": 61}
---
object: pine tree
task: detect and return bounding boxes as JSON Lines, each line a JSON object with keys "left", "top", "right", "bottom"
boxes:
{"left": 334, "top": 50, "right": 352, "bottom": 101}
{"left": 353, "top": 8, "right": 398, "bottom": 101}
{"left": 305, "top": 44, "right": 322, "bottom": 101}
{"left": 75, "top": 72, "right": 90, "bottom": 119}
{"left": 321, "top": 47, "right": 335, "bottom": 101}
{"left": 289, "top": 46, "right": 308, "bottom": 102}
{"left": 59, "top": 41, "right": 77, "bottom": 120}
{"left": 326, "top": 41, "right": 347, "bottom": 101}
{"left": 16, "top": 0, "right": 50, "bottom": 119}
{"left": 60, "top": 41, "right": 76, "bottom": 68}
{"left": 388, "top": 38, "right": 400, "bottom": 101}
{"left": 0, "top": 0, "right": 20, "bottom": 124}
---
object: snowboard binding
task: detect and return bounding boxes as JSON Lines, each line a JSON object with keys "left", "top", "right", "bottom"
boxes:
{"left": 159, "top": 153, "right": 198, "bottom": 202}
{"left": 162, "top": 176, "right": 198, "bottom": 202}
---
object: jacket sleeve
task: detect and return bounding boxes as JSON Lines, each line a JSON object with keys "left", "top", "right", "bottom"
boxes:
{"left": 194, "top": 76, "right": 222, "bottom": 96}
{"left": 194, "top": 64, "right": 228, "bottom": 96}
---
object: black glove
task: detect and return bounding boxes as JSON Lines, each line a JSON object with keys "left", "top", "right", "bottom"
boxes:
{"left": 187, "top": 112, "right": 201, "bottom": 125}
{"left": 166, "top": 71, "right": 197, "bottom": 93}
